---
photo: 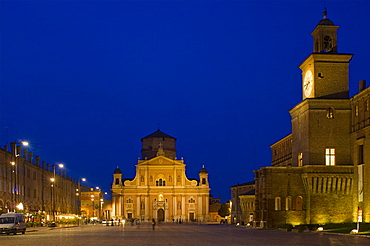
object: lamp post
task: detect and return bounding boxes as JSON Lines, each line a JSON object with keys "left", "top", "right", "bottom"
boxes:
{"left": 10, "top": 141, "right": 29, "bottom": 212}
{"left": 50, "top": 163, "right": 64, "bottom": 221}
{"left": 77, "top": 178, "right": 86, "bottom": 215}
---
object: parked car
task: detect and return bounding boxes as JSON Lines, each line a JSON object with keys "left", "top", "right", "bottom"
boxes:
{"left": 0, "top": 213, "right": 26, "bottom": 235}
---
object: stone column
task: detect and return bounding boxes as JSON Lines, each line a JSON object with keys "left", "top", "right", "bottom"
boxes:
{"left": 136, "top": 195, "right": 141, "bottom": 218}
{"left": 145, "top": 195, "right": 149, "bottom": 221}
{"left": 181, "top": 195, "right": 186, "bottom": 220}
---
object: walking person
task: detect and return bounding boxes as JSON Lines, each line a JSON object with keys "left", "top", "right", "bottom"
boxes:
{"left": 152, "top": 219, "right": 156, "bottom": 231}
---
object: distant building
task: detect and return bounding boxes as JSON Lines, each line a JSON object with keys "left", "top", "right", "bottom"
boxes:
{"left": 230, "top": 181, "right": 255, "bottom": 224}
{"left": 80, "top": 188, "right": 104, "bottom": 221}
{"left": 111, "top": 129, "right": 210, "bottom": 222}
{"left": 0, "top": 143, "right": 79, "bottom": 220}
{"left": 208, "top": 195, "right": 222, "bottom": 222}
{"left": 239, "top": 189, "right": 255, "bottom": 225}
{"left": 254, "top": 11, "right": 370, "bottom": 228}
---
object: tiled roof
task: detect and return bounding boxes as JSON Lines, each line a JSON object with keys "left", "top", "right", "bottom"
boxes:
{"left": 141, "top": 129, "right": 177, "bottom": 141}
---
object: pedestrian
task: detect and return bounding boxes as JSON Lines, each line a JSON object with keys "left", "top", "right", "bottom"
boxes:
{"left": 152, "top": 219, "right": 156, "bottom": 230}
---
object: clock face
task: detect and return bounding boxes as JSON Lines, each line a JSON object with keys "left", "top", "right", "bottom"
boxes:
{"left": 303, "top": 70, "right": 313, "bottom": 98}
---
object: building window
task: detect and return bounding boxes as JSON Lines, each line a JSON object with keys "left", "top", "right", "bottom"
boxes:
{"left": 326, "top": 107, "right": 334, "bottom": 119}
{"left": 325, "top": 148, "right": 335, "bottom": 166}
{"left": 365, "top": 100, "right": 369, "bottom": 111}
{"left": 296, "top": 196, "right": 303, "bottom": 210}
{"left": 156, "top": 178, "right": 166, "bottom": 186}
{"left": 298, "top": 152, "right": 303, "bottom": 167}
{"left": 115, "top": 178, "right": 119, "bottom": 185}
{"left": 286, "top": 197, "right": 292, "bottom": 210}
{"left": 189, "top": 198, "right": 195, "bottom": 203}
{"left": 202, "top": 178, "right": 206, "bottom": 184}
{"left": 359, "top": 144, "right": 364, "bottom": 164}
{"left": 358, "top": 164, "right": 364, "bottom": 202}
{"left": 355, "top": 105, "right": 359, "bottom": 116}
{"left": 274, "top": 197, "right": 281, "bottom": 210}
{"left": 158, "top": 194, "right": 164, "bottom": 201}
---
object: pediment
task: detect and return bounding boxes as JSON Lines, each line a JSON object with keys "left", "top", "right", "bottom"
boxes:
{"left": 138, "top": 155, "right": 185, "bottom": 166}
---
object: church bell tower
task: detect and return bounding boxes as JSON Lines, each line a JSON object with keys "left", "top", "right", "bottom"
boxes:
{"left": 299, "top": 10, "right": 353, "bottom": 100}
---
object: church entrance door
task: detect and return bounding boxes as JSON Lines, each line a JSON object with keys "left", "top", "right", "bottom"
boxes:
{"left": 157, "top": 209, "right": 165, "bottom": 221}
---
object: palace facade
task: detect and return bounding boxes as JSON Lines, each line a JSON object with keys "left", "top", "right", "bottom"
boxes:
{"left": 254, "top": 11, "right": 369, "bottom": 228}
{"left": 0, "top": 142, "right": 80, "bottom": 220}
{"left": 111, "top": 129, "right": 210, "bottom": 222}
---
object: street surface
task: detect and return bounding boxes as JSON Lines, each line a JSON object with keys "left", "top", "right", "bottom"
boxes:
{"left": 0, "top": 222, "right": 369, "bottom": 246}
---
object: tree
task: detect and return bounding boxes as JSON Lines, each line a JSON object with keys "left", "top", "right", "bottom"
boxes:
{"left": 218, "top": 203, "right": 230, "bottom": 218}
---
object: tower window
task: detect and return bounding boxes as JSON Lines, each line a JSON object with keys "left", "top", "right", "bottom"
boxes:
{"left": 115, "top": 178, "right": 119, "bottom": 185}
{"left": 326, "top": 107, "right": 334, "bottom": 119}
{"left": 325, "top": 148, "right": 335, "bottom": 166}
{"left": 202, "top": 178, "right": 206, "bottom": 184}
{"left": 298, "top": 152, "right": 303, "bottom": 167}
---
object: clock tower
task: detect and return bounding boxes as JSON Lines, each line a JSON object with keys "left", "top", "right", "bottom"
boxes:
{"left": 290, "top": 11, "right": 352, "bottom": 167}
{"left": 300, "top": 11, "right": 353, "bottom": 100}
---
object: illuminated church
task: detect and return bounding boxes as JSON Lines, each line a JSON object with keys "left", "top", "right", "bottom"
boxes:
{"left": 254, "top": 11, "right": 369, "bottom": 228}
{"left": 111, "top": 129, "right": 210, "bottom": 222}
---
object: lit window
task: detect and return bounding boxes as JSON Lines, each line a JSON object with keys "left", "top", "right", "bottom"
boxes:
{"left": 286, "top": 197, "right": 292, "bottom": 210}
{"left": 326, "top": 107, "right": 334, "bottom": 119}
{"left": 325, "top": 148, "right": 335, "bottom": 166}
{"left": 298, "top": 153, "right": 303, "bottom": 167}
{"left": 275, "top": 197, "right": 281, "bottom": 210}
{"left": 355, "top": 105, "right": 359, "bottom": 116}
{"left": 358, "top": 165, "right": 364, "bottom": 202}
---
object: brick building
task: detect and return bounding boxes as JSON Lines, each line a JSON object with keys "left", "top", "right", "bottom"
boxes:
{"left": 254, "top": 11, "right": 369, "bottom": 228}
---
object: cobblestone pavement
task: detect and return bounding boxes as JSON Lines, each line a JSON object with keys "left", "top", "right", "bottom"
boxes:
{"left": 1, "top": 222, "right": 369, "bottom": 246}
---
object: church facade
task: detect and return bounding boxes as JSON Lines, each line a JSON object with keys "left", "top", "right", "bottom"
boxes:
{"left": 254, "top": 11, "right": 369, "bottom": 228}
{"left": 111, "top": 130, "right": 210, "bottom": 222}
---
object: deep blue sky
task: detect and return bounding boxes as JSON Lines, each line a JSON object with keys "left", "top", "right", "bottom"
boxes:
{"left": 1, "top": 1, "right": 369, "bottom": 202}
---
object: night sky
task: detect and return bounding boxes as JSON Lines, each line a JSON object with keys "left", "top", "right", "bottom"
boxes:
{"left": 1, "top": 1, "right": 370, "bottom": 202}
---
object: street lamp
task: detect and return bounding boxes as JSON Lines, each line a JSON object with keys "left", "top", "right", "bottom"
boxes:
{"left": 10, "top": 141, "right": 29, "bottom": 212}
{"left": 77, "top": 178, "right": 86, "bottom": 214}
{"left": 50, "top": 163, "right": 64, "bottom": 221}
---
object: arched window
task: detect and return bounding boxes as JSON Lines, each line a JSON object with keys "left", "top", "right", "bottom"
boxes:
{"left": 286, "top": 197, "right": 292, "bottom": 210}
{"left": 296, "top": 196, "right": 303, "bottom": 211}
{"left": 202, "top": 178, "right": 206, "bottom": 184}
{"left": 156, "top": 178, "right": 166, "bottom": 186}
{"left": 115, "top": 178, "right": 119, "bottom": 185}
{"left": 275, "top": 197, "right": 281, "bottom": 211}
{"left": 158, "top": 194, "right": 164, "bottom": 201}
{"left": 327, "top": 107, "right": 335, "bottom": 119}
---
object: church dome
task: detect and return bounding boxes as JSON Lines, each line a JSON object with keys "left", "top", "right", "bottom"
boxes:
{"left": 113, "top": 167, "right": 122, "bottom": 174}
{"left": 316, "top": 10, "right": 334, "bottom": 26}
{"left": 317, "top": 18, "right": 334, "bottom": 26}
{"left": 200, "top": 165, "right": 208, "bottom": 173}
